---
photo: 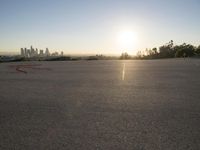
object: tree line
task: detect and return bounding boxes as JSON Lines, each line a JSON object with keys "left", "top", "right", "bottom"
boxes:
{"left": 121, "top": 40, "right": 200, "bottom": 59}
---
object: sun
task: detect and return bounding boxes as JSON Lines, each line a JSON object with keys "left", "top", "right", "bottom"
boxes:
{"left": 117, "top": 30, "right": 138, "bottom": 55}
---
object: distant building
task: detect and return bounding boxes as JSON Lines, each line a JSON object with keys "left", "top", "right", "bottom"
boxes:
{"left": 20, "top": 46, "right": 64, "bottom": 58}
{"left": 36, "top": 48, "right": 38, "bottom": 55}
{"left": 27, "top": 49, "right": 31, "bottom": 58}
{"left": 45, "top": 48, "right": 50, "bottom": 57}
{"left": 39, "top": 50, "right": 44, "bottom": 56}
{"left": 24, "top": 48, "right": 27, "bottom": 57}
{"left": 30, "top": 46, "right": 34, "bottom": 57}
{"left": 21, "top": 48, "right": 25, "bottom": 57}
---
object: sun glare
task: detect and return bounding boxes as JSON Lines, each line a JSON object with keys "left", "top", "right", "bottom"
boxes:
{"left": 117, "top": 30, "right": 138, "bottom": 55}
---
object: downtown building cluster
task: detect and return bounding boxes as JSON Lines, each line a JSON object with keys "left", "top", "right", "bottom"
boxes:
{"left": 21, "top": 46, "right": 64, "bottom": 58}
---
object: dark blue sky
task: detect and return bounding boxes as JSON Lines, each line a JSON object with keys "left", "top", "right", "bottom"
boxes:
{"left": 0, "top": 0, "right": 200, "bottom": 54}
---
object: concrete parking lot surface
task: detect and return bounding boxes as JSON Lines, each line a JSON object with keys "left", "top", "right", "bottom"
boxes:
{"left": 0, "top": 59, "right": 200, "bottom": 150}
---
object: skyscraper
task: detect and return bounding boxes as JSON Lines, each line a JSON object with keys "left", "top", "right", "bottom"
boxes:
{"left": 30, "top": 46, "right": 35, "bottom": 57}
{"left": 36, "top": 48, "right": 38, "bottom": 56}
{"left": 45, "top": 48, "right": 50, "bottom": 57}
{"left": 21, "top": 48, "right": 25, "bottom": 57}
{"left": 39, "top": 50, "right": 44, "bottom": 56}
{"left": 24, "top": 48, "right": 27, "bottom": 57}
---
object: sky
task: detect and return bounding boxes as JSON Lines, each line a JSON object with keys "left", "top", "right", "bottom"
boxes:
{"left": 0, "top": 0, "right": 200, "bottom": 55}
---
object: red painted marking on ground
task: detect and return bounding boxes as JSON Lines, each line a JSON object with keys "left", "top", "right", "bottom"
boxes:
{"left": 16, "top": 66, "right": 28, "bottom": 74}
{"left": 9, "top": 64, "right": 51, "bottom": 74}
{"left": 30, "top": 67, "right": 51, "bottom": 70}
{"left": 9, "top": 64, "right": 42, "bottom": 68}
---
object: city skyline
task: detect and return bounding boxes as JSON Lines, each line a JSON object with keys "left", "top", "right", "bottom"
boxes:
{"left": 20, "top": 46, "right": 64, "bottom": 58}
{"left": 0, "top": 0, "right": 200, "bottom": 55}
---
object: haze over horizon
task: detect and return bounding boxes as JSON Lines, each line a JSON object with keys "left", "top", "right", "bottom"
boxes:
{"left": 0, "top": 0, "right": 200, "bottom": 55}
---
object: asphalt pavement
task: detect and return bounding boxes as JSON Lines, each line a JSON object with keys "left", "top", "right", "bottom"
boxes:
{"left": 0, "top": 59, "right": 200, "bottom": 150}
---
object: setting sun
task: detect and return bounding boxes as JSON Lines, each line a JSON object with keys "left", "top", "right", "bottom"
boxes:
{"left": 117, "top": 30, "right": 138, "bottom": 55}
